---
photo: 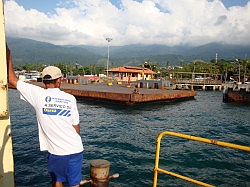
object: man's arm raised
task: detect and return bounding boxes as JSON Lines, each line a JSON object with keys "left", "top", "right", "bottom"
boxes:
{"left": 6, "top": 45, "right": 18, "bottom": 88}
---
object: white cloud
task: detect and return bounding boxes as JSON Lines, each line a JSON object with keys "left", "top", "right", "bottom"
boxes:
{"left": 4, "top": 0, "right": 250, "bottom": 46}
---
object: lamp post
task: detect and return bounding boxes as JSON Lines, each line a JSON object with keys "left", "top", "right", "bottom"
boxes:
{"left": 142, "top": 64, "right": 144, "bottom": 80}
{"left": 142, "top": 62, "right": 148, "bottom": 80}
{"left": 236, "top": 59, "right": 240, "bottom": 83}
{"left": 106, "top": 37, "right": 112, "bottom": 78}
{"left": 192, "top": 61, "right": 196, "bottom": 80}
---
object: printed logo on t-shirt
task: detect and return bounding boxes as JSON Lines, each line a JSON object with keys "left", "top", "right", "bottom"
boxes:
{"left": 43, "top": 108, "right": 71, "bottom": 117}
{"left": 45, "top": 96, "right": 52, "bottom": 103}
{"left": 43, "top": 96, "right": 72, "bottom": 117}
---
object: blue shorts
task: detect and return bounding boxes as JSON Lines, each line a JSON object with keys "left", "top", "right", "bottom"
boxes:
{"left": 47, "top": 152, "right": 83, "bottom": 186}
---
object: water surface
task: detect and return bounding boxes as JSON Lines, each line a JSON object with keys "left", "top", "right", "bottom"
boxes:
{"left": 9, "top": 89, "right": 250, "bottom": 187}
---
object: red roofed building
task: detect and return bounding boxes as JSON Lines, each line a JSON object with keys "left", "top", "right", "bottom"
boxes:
{"left": 108, "top": 66, "right": 157, "bottom": 82}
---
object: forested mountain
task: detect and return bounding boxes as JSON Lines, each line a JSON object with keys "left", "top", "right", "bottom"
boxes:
{"left": 6, "top": 37, "right": 250, "bottom": 67}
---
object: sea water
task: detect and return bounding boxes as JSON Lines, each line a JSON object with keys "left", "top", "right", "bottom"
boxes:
{"left": 8, "top": 89, "right": 250, "bottom": 187}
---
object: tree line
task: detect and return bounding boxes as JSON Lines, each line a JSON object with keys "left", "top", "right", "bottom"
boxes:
{"left": 14, "top": 58, "right": 250, "bottom": 81}
{"left": 14, "top": 62, "right": 106, "bottom": 77}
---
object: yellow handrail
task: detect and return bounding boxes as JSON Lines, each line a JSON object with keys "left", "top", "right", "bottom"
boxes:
{"left": 153, "top": 131, "right": 250, "bottom": 187}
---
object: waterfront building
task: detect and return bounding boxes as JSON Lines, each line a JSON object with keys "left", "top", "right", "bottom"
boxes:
{"left": 108, "top": 66, "right": 157, "bottom": 82}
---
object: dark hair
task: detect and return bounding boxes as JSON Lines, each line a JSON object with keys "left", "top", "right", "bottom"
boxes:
{"left": 43, "top": 79, "right": 57, "bottom": 84}
{"left": 43, "top": 74, "right": 59, "bottom": 84}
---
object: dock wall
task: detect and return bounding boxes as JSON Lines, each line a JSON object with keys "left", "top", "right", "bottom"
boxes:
{"left": 30, "top": 82, "right": 196, "bottom": 105}
{"left": 63, "top": 88, "right": 196, "bottom": 105}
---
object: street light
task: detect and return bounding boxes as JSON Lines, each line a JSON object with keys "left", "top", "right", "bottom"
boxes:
{"left": 236, "top": 59, "right": 240, "bottom": 82}
{"left": 142, "top": 62, "right": 147, "bottom": 80}
{"left": 106, "top": 37, "right": 112, "bottom": 77}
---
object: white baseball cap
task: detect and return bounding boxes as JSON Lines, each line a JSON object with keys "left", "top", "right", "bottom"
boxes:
{"left": 42, "top": 66, "right": 62, "bottom": 80}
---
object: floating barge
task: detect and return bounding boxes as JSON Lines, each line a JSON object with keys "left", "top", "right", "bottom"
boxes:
{"left": 32, "top": 82, "right": 196, "bottom": 105}
{"left": 223, "top": 83, "right": 250, "bottom": 103}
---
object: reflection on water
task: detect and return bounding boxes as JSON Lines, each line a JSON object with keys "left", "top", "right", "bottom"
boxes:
{"left": 9, "top": 89, "right": 250, "bottom": 187}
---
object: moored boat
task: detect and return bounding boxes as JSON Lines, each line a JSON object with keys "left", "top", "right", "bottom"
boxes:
{"left": 223, "top": 82, "right": 250, "bottom": 103}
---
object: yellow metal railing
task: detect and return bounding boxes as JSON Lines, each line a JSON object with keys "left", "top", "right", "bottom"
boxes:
{"left": 153, "top": 131, "right": 250, "bottom": 187}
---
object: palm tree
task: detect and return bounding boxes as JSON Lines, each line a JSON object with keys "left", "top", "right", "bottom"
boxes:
{"left": 242, "top": 59, "right": 250, "bottom": 82}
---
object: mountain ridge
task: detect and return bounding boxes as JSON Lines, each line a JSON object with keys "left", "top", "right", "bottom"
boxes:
{"left": 6, "top": 37, "right": 250, "bottom": 67}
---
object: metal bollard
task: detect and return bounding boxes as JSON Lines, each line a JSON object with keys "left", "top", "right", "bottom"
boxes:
{"left": 90, "top": 159, "right": 110, "bottom": 187}
{"left": 80, "top": 159, "right": 119, "bottom": 187}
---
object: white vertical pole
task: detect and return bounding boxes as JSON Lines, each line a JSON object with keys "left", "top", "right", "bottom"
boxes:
{"left": 106, "top": 38, "right": 112, "bottom": 78}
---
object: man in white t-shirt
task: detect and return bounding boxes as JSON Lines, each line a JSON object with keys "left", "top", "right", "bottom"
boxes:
{"left": 6, "top": 46, "right": 84, "bottom": 187}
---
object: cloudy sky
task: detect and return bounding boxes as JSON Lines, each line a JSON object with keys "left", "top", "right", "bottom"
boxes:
{"left": 4, "top": 0, "right": 250, "bottom": 46}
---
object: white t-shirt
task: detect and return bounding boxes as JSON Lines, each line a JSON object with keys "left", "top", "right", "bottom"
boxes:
{"left": 17, "top": 80, "right": 83, "bottom": 155}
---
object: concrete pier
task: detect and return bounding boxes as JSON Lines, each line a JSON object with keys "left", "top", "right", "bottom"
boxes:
{"left": 172, "top": 79, "right": 222, "bottom": 91}
{"left": 173, "top": 83, "right": 222, "bottom": 91}
{"left": 32, "top": 82, "right": 196, "bottom": 105}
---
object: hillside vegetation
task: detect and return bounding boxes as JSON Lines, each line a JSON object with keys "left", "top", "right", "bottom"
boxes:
{"left": 7, "top": 37, "right": 250, "bottom": 67}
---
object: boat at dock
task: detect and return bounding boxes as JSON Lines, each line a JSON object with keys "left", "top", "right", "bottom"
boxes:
{"left": 223, "top": 82, "right": 250, "bottom": 103}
